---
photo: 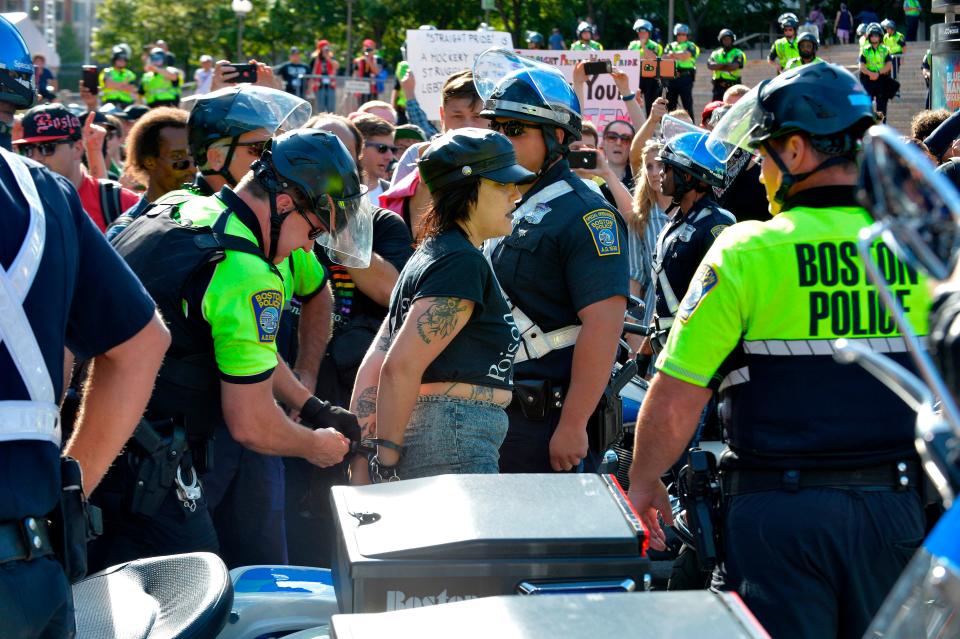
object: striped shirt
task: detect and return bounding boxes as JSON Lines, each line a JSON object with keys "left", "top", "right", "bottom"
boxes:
{"left": 627, "top": 203, "right": 668, "bottom": 325}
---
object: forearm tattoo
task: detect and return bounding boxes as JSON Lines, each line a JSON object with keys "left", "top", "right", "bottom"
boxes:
{"left": 416, "top": 298, "right": 466, "bottom": 344}
{"left": 376, "top": 329, "right": 393, "bottom": 352}
{"left": 355, "top": 386, "right": 377, "bottom": 420}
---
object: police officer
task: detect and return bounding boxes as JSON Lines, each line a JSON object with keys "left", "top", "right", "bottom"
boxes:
{"left": 648, "top": 119, "right": 734, "bottom": 357}
{"left": 857, "top": 22, "right": 868, "bottom": 48}
{"left": 0, "top": 16, "right": 169, "bottom": 635}
{"left": 90, "top": 129, "right": 363, "bottom": 571}
{"left": 526, "top": 31, "right": 546, "bottom": 50}
{"left": 785, "top": 32, "right": 824, "bottom": 69}
{"left": 473, "top": 51, "right": 629, "bottom": 473}
{"left": 99, "top": 45, "right": 139, "bottom": 107}
{"left": 707, "top": 29, "right": 745, "bottom": 102}
{"left": 627, "top": 62, "right": 927, "bottom": 638}
{"left": 570, "top": 22, "right": 603, "bottom": 50}
{"left": 140, "top": 47, "right": 183, "bottom": 108}
{"left": 628, "top": 19, "right": 663, "bottom": 115}
{"left": 881, "top": 19, "right": 906, "bottom": 81}
{"left": 859, "top": 23, "right": 893, "bottom": 118}
{"left": 664, "top": 24, "right": 700, "bottom": 120}
{"left": 769, "top": 13, "right": 800, "bottom": 73}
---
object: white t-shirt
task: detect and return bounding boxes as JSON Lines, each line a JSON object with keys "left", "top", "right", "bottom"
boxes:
{"left": 194, "top": 68, "right": 214, "bottom": 95}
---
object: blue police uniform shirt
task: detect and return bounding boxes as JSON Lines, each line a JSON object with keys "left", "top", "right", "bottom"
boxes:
{"left": 492, "top": 159, "right": 630, "bottom": 383}
{"left": 0, "top": 157, "right": 157, "bottom": 520}
{"left": 653, "top": 195, "right": 735, "bottom": 318}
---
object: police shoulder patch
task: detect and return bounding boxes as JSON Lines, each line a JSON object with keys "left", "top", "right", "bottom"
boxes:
{"left": 582, "top": 209, "right": 621, "bottom": 256}
{"left": 711, "top": 224, "right": 729, "bottom": 239}
{"left": 678, "top": 264, "right": 719, "bottom": 322}
{"left": 251, "top": 289, "right": 283, "bottom": 343}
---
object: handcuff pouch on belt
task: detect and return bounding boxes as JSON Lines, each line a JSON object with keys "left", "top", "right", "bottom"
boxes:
{"left": 512, "top": 379, "right": 563, "bottom": 421}
{"left": 677, "top": 447, "right": 724, "bottom": 572}
{"left": 47, "top": 456, "right": 102, "bottom": 583}
{"left": 128, "top": 418, "right": 201, "bottom": 516}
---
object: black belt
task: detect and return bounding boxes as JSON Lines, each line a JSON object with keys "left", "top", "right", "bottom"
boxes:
{"left": 722, "top": 460, "right": 919, "bottom": 495}
{"left": 0, "top": 517, "right": 54, "bottom": 565}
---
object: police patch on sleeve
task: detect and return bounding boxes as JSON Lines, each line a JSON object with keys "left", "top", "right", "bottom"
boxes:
{"left": 251, "top": 289, "right": 283, "bottom": 343}
{"left": 711, "top": 224, "right": 729, "bottom": 239}
{"left": 678, "top": 264, "right": 719, "bottom": 322}
{"left": 582, "top": 209, "right": 621, "bottom": 256}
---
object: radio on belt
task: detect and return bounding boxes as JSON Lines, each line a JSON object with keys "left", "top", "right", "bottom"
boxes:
{"left": 330, "top": 473, "right": 649, "bottom": 614}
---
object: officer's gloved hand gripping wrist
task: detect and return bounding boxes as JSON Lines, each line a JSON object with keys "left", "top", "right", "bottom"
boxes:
{"left": 300, "top": 396, "right": 361, "bottom": 443}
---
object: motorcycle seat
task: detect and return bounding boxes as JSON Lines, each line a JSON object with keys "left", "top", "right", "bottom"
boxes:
{"left": 73, "top": 552, "right": 233, "bottom": 639}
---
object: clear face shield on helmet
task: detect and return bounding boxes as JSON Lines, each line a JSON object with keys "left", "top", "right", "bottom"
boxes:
{"left": 660, "top": 115, "right": 727, "bottom": 179}
{"left": 704, "top": 82, "right": 771, "bottom": 163}
{"left": 315, "top": 188, "right": 375, "bottom": 268}
{"left": 473, "top": 48, "right": 581, "bottom": 126}
{"left": 196, "top": 85, "right": 313, "bottom": 139}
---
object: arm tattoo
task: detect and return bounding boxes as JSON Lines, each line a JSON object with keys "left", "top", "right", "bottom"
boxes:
{"left": 415, "top": 298, "right": 467, "bottom": 344}
{"left": 469, "top": 385, "right": 495, "bottom": 401}
{"left": 376, "top": 329, "right": 392, "bottom": 352}
{"left": 355, "top": 386, "right": 377, "bottom": 420}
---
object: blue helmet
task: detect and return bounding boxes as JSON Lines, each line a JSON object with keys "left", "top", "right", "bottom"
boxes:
{"left": 659, "top": 131, "right": 725, "bottom": 188}
{"left": 0, "top": 15, "right": 36, "bottom": 109}
{"left": 674, "top": 23, "right": 690, "bottom": 36}
{"left": 633, "top": 19, "right": 653, "bottom": 33}
{"left": 526, "top": 31, "right": 545, "bottom": 45}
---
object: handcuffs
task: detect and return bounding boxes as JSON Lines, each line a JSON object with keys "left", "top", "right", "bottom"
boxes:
{"left": 362, "top": 438, "right": 405, "bottom": 483}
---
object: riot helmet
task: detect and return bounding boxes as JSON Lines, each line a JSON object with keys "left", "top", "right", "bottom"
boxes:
{"left": 0, "top": 15, "right": 36, "bottom": 112}
{"left": 526, "top": 31, "right": 545, "bottom": 47}
{"left": 251, "top": 129, "right": 372, "bottom": 267}
{"left": 708, "top": 62, "right": 876, "bottom": 204}
{"left": 187, "top": 85, "right": 311, "bottom": 185}
{"left": 881, "top": 19, "right": 896, "bottom": 31}
{"left": 797, "top": 32, "right": 819, "bottom": 59}
{"left": 856, "top": 23, "right": 867, "bottom": 38}
{"left": 718, "top": 28, "right": 736, "bottom": 47}
{"left": 577, "top": 22, "right": 594, "bottom": 40}
{"left": 475, "top": 48, "right": 582, "bottom": 175}
{"left": 778, "top": 13, "right": 799, "bottom": 30}
{"left": 674, "top": 23, "right": 690, "bottom": 37}
{"left": 111, "top": 45, "right": 129, "bottom": 63}
{"left": 866, "top": 22, "right": 884, "bottom": 42}
{"left": 634, "top": 19, "right": 653, "bottom": 34}
{"left": 658, "top": 116, "right": 725, "bottom": 201}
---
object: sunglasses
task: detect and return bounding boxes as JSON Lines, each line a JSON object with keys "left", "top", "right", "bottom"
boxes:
{"left": 296, "top": 209, "right": 325, "bottom": 241}
{"left": 364, "top": 142, "right": 398, "bottom": 155}
{"left": 16, "top": 138, "right": 75, "bottom": 158}
{"left": 168, "top": 156, "right": 194, "bottom": 171}
{"left": 604, "top": 132, "right": 633, "bottom": 144}
{"left": 490, "top": 120, "right": 542, "bottom": 137}
{"left": 235, "top": 140, "right": 269, "bottom": 156}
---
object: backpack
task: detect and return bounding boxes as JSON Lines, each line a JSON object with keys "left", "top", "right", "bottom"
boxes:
{"left": 98, "top": 179, "right": 124, "bottom": 226}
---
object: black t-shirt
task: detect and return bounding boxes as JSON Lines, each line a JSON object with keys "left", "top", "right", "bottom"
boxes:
{"left": 319, "top": 207, "right": 414, "bottom": 330}
{"left": 0, "top": 156, "right": 156, "bottom": 519}
{"left": 387, "top": 228, "right": 519, "bottom": 389}
{"left": 274, "top": 61, "right": 312, "bottom": 98}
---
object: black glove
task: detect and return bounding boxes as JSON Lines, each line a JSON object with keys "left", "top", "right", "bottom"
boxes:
{"left": 300, "top": 396, "right": 361, "bottom": 443}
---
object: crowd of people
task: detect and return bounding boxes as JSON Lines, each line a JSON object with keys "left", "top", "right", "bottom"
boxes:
{"left": 0, "top": 6, "right": 954, "bottom": 639}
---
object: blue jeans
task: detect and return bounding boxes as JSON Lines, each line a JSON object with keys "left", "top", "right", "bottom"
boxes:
{"left": 315, "top": 87, "right": 336, "bottom": 113}
{"left": 398, "top": 395, "right": 509, "bottom": 479}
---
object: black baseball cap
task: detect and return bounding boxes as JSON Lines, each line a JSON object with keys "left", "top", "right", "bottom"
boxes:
{"left": 419, "top": 128, "right": 535, "bottom": 191}
{"left": 120, "top": 104, "right": 150, "bottom": 121}
{"left": 14, "top": 104, "right": 82, "bottom": 145}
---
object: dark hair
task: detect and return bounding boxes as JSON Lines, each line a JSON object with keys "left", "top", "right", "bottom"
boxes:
{"left": 603, "top": 119, "right": 636, "bottom": 138}
{"left": 306, "top": 113, "right": 363, "bottom": 159}
{"left": 911, "top": 109, "right": 950, "bottom": 142}
{"left": 123, "top": 106, "right": 188, "bottom": 184}
{"left": 441, "top": 69, "right": 481, "bottom": 109}
{"left": 351, "top": 112, "right": 395, "bottom": 140}
{"left": 417, "top": 176, "right": 481, "bottom": 242}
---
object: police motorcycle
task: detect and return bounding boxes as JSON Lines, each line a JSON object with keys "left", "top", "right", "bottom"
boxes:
{"left": 834, "top": 124, "right": 960, "bottom": 639}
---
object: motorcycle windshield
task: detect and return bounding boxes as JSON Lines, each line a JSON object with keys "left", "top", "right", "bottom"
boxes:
{"left": 858, "top": 125, "right": 960, "bottom": 281}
